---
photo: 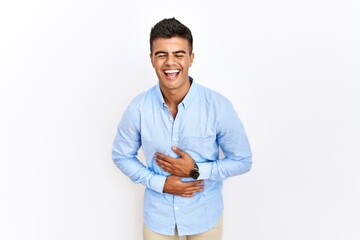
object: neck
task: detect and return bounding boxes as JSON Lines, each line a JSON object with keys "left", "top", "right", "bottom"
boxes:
{"left": 161, "top": 80, "right": 191, "bottom": 108}
{"left": 163, "top": 91, "right": 185, "bottom": 108}
{"left": 160, "top": 79, "right": 191, "bottom": 118}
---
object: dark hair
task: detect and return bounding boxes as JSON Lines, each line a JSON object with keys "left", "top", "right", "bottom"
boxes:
{"left": 150, "top": 17, "right": 193, "bottom": 53}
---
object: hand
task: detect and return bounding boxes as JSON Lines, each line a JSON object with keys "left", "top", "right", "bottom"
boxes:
{"left": 163, "top": 175, "right": 204, "bottom": 197}
{"left": 155, "top": 146, "right": 195, "bottom": 177}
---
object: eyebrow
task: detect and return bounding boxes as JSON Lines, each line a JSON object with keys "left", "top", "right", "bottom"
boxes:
{"left": 154, "top": 50, "right": 187, "bottom": 56}
{"left": 174, "top": 50, "right": 187, "bottom": 54}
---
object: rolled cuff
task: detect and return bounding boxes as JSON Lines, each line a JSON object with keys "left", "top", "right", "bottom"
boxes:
{"left": 197, "top": 162, "right": 212, "bottom": 180}
{"left": 149, "top": 174, "right": 167, "bottom": 193}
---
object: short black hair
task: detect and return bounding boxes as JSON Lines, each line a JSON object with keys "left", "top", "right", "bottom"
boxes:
{"left": 150, "top": 17, "right": 193, "bottom": 53}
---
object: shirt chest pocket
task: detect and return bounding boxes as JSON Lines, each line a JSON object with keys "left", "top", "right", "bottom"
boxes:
{"left": 182, "top": 135, "right": 218, "bottom": 161}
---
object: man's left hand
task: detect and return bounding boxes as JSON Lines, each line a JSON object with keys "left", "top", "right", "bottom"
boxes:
{"left": 155, "top": 146, "right": 195, "bottom": 177}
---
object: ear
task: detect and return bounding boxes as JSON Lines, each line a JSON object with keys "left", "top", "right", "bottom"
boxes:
{"left": 190, "top": 52, "right": 195, "bottom": 66}
{"left": 149, "top": 53, "right": 154, "bottom": 67}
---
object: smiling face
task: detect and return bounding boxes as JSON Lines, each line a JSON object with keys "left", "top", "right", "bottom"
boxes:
{"left": 150, "top": 36, "right": 194, "bottom": 96}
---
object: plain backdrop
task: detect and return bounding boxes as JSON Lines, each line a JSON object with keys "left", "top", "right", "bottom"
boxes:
{"left": 1, "top": 0, "right": 359, "bottom": 239}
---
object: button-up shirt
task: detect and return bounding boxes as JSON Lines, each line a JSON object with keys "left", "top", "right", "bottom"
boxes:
{"left": 112, "top": 78, "right": 252, "bottom": 236}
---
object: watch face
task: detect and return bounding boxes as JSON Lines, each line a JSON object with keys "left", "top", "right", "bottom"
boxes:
{"left": 190, "top": 169, "right": 200, "bottom": 179}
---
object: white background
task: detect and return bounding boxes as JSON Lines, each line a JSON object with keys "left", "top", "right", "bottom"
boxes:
{"left": 1, "top": 0, "right": 359, "bottom": 239}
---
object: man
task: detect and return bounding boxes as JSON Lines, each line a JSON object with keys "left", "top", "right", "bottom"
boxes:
{"left": 112, "top": 17, "right": 252, "bottom": 240}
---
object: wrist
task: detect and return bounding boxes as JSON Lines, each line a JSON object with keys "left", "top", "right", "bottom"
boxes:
{"left": 189, "top": 161, "right": 200, "bottom": 179}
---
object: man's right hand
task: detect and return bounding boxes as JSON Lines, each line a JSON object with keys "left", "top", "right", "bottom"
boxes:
{"left": 163, "top": 175, "right": 204, "bottom": 197}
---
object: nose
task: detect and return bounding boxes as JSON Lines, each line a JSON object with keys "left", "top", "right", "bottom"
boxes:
{"left": 165, "top": 55, "right": 176, "bottom": 66}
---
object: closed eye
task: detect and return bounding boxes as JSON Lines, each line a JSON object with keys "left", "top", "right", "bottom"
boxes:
{"left": 154, "top": 51, "right": 167, "bottom": 58}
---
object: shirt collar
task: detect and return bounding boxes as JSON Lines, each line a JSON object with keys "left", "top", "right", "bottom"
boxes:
{"left": 156, "top": 76, "right": 198, "bottom": 109}
{"left": 181, "top": 76, "right": 197, "bottom": 109}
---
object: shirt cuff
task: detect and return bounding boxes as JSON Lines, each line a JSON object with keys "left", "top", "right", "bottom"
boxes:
{"left": 197, "top": 162, "right": 212, "bottom": 180}
{"left": 149, "top": 174, "right": 167, "bottom": 193}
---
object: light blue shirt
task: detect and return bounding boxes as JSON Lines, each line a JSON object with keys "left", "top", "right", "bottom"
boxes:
{"left": 112, "top": 78, "right": 252, "bottom": 236}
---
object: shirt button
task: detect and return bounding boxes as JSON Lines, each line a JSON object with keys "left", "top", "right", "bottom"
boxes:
{"left": 174, "top": 206, "right": 178, "bottom": 211}
{"left": 173, "top": 138, "right": 178, "bottom": 141}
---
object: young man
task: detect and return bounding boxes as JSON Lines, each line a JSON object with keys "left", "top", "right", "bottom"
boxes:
{"left": 112, "top": 18, "right": 252, "bottom": 240}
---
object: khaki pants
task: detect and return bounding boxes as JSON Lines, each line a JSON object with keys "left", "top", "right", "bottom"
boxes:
{"left": 143, "top": 215, "right": 223, "bottom": 240}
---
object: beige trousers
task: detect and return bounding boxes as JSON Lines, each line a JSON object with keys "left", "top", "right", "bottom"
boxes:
{"left": 143, "top": 215, "right": 223, "bottom": 240}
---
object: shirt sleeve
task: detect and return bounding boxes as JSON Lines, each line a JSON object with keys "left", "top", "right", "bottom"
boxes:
{"left": 112, "top": 102, "right": 167, "bottom": 193}
{"left": 197, "top": 99, "right": 252, "bottom": 181}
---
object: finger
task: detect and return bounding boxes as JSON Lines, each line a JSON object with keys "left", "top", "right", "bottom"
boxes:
{"left": 183, "top": 186, "right": 204, "bottom": 195}
{"left": 156, "top": 161, "right": 172, "bottom": 173}
{"left": 155, "top": 158, "right": 172, "bottom": 168}
{"left": 155, "top": 152, "right": 166, "bottom": 160}
{"left": 181, "top": 180, "right": 204, "bottom": 188}
{"left": 155, "top": 155, "right": 172, "bottom": 164}
{"left": 171, "top": 146, "right": 187, "bottom": 157}
{"left": 181, "top": 193, "right": 194, "bottom": 198}
{"left": 191, "top": 180, "right": 204, "bottom": 186}
{"left": 184, "top": 183, "right": 204, "bottom": 191}
{"left": 187, "top": 187, "right": 204, "bottom": 194}
{"left": 155, "top": 153, "right": 175, "bottom": 164}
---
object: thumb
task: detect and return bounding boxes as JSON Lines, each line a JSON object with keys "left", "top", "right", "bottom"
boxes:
{"left": 172, "top": 146, "right": 186, "bottom": 157}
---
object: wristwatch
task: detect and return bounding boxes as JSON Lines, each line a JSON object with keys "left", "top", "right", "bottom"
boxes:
{"left": 189, "top": 162, "right": 200, "bottom": 179}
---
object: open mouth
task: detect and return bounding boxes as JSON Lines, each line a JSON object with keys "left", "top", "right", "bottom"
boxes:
{"left": 164, "top": 69, "right": 180, "bottom": 78}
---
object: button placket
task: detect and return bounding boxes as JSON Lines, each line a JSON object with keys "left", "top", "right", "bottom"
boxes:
{"left": 171, "top": 107, "right": 183, "bottom": 147}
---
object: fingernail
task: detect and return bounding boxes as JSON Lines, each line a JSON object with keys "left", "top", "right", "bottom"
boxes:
{"left": 172, "top": 146, "right": 176, "bottom": 150}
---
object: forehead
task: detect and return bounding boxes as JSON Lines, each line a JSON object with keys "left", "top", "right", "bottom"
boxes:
{"left": 152, "top": 37, "right": 190, "bottom": 52}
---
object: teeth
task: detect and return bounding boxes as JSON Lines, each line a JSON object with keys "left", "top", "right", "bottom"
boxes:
{"left": 164, "top": 69, "right": 180, "bottom": 73}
